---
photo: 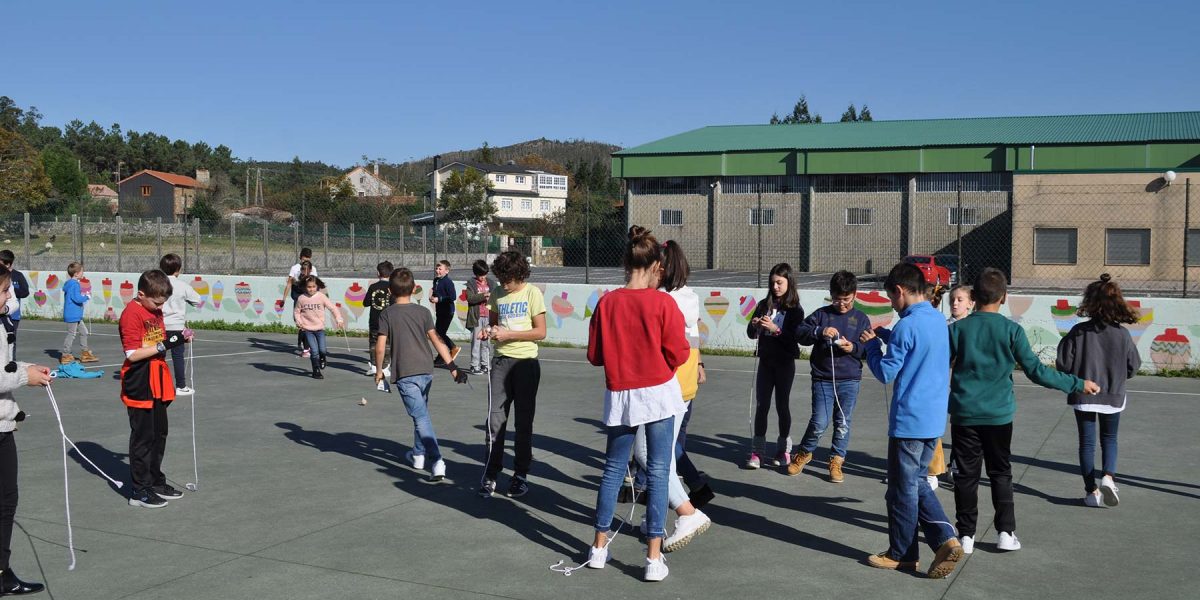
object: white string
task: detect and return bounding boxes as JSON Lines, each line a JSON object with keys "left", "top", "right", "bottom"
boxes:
{"left": 549, "top": 467, "right": 642, "bottom": 576}
{"left": 44, "top": 383, "right": 124, "bottom": 571}
{"left": 186, "top": 341, "right": 199, "bottom": 491}
{"left": 340, "top": 326, "right": 352, "bottom": 355}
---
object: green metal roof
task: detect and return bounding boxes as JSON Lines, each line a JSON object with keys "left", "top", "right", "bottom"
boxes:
{"left": 614, "top": 111, "right": 1200, "bottom": 155}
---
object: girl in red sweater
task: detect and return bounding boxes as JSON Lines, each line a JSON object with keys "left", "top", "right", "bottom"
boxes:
{"left": 584, "top": 226, "right": 690, "bottom": 582}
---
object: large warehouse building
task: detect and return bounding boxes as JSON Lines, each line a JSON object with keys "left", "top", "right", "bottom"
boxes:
{"left": 612, "top": 112, "right": 1200, "bottom": 293}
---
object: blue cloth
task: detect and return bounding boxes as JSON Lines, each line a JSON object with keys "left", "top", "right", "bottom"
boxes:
{"left": 595, "top": 416, "right": 674, "bottom": 539}
{"left": 864, "top": 301, "right": 950, "bottom": 439}
{"left": 9, "top": 270, "right": 28, "bottom": 321}
{"left": 62, "top": 278, "right": 89, "bottom": 323}
{"left": 795, "top": 306, "right": 871, "bottom": 381}
{"left": 55, "top": 362, "right": 104, "bottom": 379}
{"left": 885, "top": 437, "right": 956, "bottom": 562}
{"left": 395, "top": 373, "right": 441, "bottom": 463}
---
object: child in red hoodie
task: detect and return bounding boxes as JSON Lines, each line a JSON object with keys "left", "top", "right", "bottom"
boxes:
{"left": 584, "top": 226, "right": 690, "bottom": 583}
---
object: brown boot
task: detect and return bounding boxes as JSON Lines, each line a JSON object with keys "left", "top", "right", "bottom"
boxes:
{"left": 829, "top": 455, "right": 846, "bottom": 483}
{"left": 80, "top": 350, "right": 99, "bottom": 363}
{"left": 59, "top": 353, "right": 75, "bottom": 365}
{"left": 785, "top": 450, "right": 813, "bottom": 476}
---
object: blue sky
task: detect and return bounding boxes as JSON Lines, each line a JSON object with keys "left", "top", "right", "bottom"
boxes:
{"left": 3, "top": 0, "right": 1197, "bottom": 166}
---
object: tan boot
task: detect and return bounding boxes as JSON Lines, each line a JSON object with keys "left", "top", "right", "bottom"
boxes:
{"left": 59, "top": 353, "right": 75, "bottom": 365}
{"left": 80, "top": 350, "right": 99, "bottom": 363}
{"left": 829, "top": 455, "right": 846, "bottom": 483}
{"left": 785, "top": 450, "right": 813, "bottom": 476}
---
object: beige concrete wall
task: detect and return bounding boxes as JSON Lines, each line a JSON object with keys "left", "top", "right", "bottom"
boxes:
{"left": 910, "top": 191, "right": 1010, "bottom": 255}
{"left": 715, "top": 193, "right": 806, "bottom": 271}
{"left": 1012, "top": 172, "right": 1199, "bottom": 292}
{"left": 809, "top": 191, "right": 904, "bottom": 275}
{"left": 627, "top": 192, "right": 710, "bottom": 268}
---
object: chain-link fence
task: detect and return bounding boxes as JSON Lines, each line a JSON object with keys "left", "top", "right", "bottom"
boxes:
{"left": 5, "top": 177, "right": 1198, "bottom": 295}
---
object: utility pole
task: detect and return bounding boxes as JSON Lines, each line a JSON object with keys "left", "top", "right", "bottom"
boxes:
{"left": 255, "top": 168, "right": 264, "bottom": 206}
{"left": 245, "top": 168, "right": 250, "bottom": 206}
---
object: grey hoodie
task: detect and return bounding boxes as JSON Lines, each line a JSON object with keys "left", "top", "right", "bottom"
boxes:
{"left": 0, "top": 317, "right": 30, "bottom": 432}
{"left": 1056, "top": 320, "right": 1142, "bottom": 409}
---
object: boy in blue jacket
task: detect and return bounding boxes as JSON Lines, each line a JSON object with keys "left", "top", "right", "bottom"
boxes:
{"left": 859, "top": 262, "right": 962, "bottom": 579}
{"left": 788, "top": 271, "right": 870, "bottom": 482}
{"left": 428, "top": 260, "right": 459, "bottom": 364}
{"left": 60, "top": 262, "right": 97, "bottom": 364}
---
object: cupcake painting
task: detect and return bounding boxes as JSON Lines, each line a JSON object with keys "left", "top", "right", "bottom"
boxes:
{"left": 235, "top": 282, "right": 253, "bottom": 310}
{"left": 854, "top": 291, "right": 894, "bottom": 329}
{"left": 190, "top": 276, "right": 209, "bottom": 310}
{"left": 273, "top": 299, "right": 286, "bottom": 318}
{"left": 119, "top": 280, "right": 135, "bottom": 305}
{"left": 45, "top": 274, "right": 59, "bottom": 291}
{"left": 550, "top": 291, "right": 575, "bottom": 328}
{"left": 252, "top": 298, "right": 265, "bottom": 316}
{"left": 104, "top": 306, "right": 117, "bottom": 321}
{"left": 32, "top": 290, "right": 46, "bottom": 307}
{"left": 703, "top": 291, "right": 730, "bottom": 325}
{"left": 1149, "top": 328, "right": 1192, "bottom": 372}
{"left": 344, "top": 282, "right": 367, "bottom": 319}
{"left": 455, "top": 290, "right": 469, "bottom": 324}
{"left": 79, "top": 276, "right": 92, "bottom": 297}
{"left": 1051, "top": 299, "right": 1078, "bottom": 336}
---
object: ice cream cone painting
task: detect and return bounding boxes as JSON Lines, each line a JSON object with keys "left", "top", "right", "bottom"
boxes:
{"left": 253, "top": 298, "right": 265, "bottom": 316}
{"left": 455, "top": 290, "right": 469, "bottom": 324}
{"left": 1007, "top": 296, "right": 1033, "bottom": 321}
{"left": 1125, "top": 300, "right": 1153, "bottom": 344}
{"left": 101, "top": 277, "right": 112, "bottom": 304}
{"left": 104, "top": 306, "right": 117, "bottom": 321}
{"left": 344, "top": 282, "right": 367, "bottom": 319}
{"left": 119, "top": 280, "right": 134, "bottom": 305}
{"left": 550, "top": 291, "right": 575, "bottom": 328}
{"left": 32, "top": 290, "right": 46, "bottom": 307}
{"left": 1150, "top": 328, "right": 1192, "bottom": 371}
{"left": 737, "top": 295, "right": 756, "bottom": 323}
{"left": 336, "top": 302, "right": 352, "bottom": 325}
{"left": 211, "top": 280, "right": 225, "bottom": 310}
{"left": 704, "top": 291, "right": 730, "bottom": 325}
{"left": 854, "top": 291, "right": 894, "bottom": 329}
{"left": 273, "top": 299, "right": 285, "bottom": 317}
{"left": 235, "top": 282, "right": 253, "bottom": 310}
{"left": 698, "top": 320, "right": 710, "bottom": 347}
{"left": 79, "top": 276, "right": 92, "bottom": 297}
{"left": 584, "top": 289, "right": 608, "bottom": 318}
{"left": 27, "top": 272, "right": 38, "bottom": 289}
{"left": 45, "top": 274, "right": 59, "bottom": 291}
{"left": 1051, "top": 299, "right": 1078, "bottom": 336}
{"left": 190, "top": 276, "right": 209, "bottom": 310}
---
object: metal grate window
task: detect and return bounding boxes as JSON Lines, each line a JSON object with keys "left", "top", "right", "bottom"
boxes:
{"left": 1034, "top": 228, "right": 1077, "bottom": 264}
{"left": 916, "top": 173, "right": 1011, "bottom": 192}
{"left": 660, "top": 209, "right": 683, "bottom": 226}
{"left": 749, "top": 208, "right": 775, "bottom": 226}
{"left": 1189, "top": 229, "right": 1200, "bottom": 267}
{"left": 815, "top": 174, "right": 905, "bottom": 193}
{"left": 845, "top": 208, "right": 872, "bottom": 226}
{"left": 630, "top": 178, "right": 707, "bottom": 195}
{"left": 948, "top": 207, "right": 980, "bottom": 226}
{"left": 721, "top": 176, "right": 807, "bottom": 194}
{"left": 1106, "top": 229, "right": 1151, "bottom": 265}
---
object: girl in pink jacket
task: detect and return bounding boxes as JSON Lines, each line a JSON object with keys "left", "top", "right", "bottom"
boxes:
{"left": 293, "top": 275, "right": 345, "bottom": 379}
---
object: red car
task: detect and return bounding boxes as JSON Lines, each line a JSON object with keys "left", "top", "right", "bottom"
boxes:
{"left": 902, "top": 255, "right": 952, "bottom": 286}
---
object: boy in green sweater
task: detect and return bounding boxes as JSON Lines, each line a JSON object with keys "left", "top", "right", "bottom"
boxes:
{"left": 948, "top": 268, "right": 1099, "bottom": 555}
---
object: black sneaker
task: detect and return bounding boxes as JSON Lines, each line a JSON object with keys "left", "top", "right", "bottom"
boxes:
{"left": 507, "top": 476, "right": 529, "bottom": 498}
{"left": 477, "top": 479, "right": 496, "bottom": 498}
{"left": 319, "top": 354, "right": 327, "bottom": 369}
{"left": 152, "top": 484, "right": 184, "bottom": 500}
{"left": 128, "top": 488, "right": 168, "bottom": 508}
{"left": 312, "top": 371, "right": 324, "bottom": 379}
{"left": 0, "top": 569, "right": 45, "bottom": 596}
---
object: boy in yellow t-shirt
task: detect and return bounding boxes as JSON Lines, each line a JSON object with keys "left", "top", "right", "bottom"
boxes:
{"left": 477, "top": 251, "right": 547, "bottom": 499}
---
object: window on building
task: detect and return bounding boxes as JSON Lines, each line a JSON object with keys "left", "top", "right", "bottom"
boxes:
{"left": 1106, "top": 229, "right": 1151, "bottom": 265}
{"left": 1189, "top": 229, "right": 1200, "bottom": 267}
{"left": 500, "top": 198, "right": 512, "bottom": 210}
{"left": 140, "top": 185, "right": 152, "bottom": 197}
{"left": 1034, "top": 228, "right": 1078, "bottom": 264}
{"left": 358, "top": 191, "right": 365, "bottom": 197}
{"left": 359, "top": 176, "right": 365, "bottom": 184}
{"left": 948, "top": 207, "right": 980, "bottom": 226}
{"left": 660, "top": 209, "right": 683, "bottom": 226}
{"left": 749, "top": 208, "right": 775, "bottom": 226}
{"left": 540, "top": 200, "right": 551, "bottom": 211}
{"left": 521, "top": 199, "right": 532, "bottom": 210}
{"left": 845, "top": 208, "right": 872, "bottom": 225}
{"left": 496, "top": 174, "right": 506, "bottom": 183}
{"left": 536, "top": 174, "right": 568, "bottom": 191}
{"left": 516, "top": 175, "right": 526, "bottom": 184}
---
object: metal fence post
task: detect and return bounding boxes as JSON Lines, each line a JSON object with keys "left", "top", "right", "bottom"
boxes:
{"left": 350, "top": 223, "right": 356, "bottom": 270}
{"left": 756, "top": 192, "right": 763, "bottom": 288}
{"left": 585, "top": 189, "right": 591, "bottom": 284}
{"left": 293, "top": 221, "right": 299, "bottom": 255}
{"left": 193, "top": 218, "right": 201, "bottom": 272}
{"left": 155, "top": 217, "right": 162, "bottom": 260}
{"left": 183, "top": 218, "right": 189, "bottom": 273}
{"left": 116, "top": 216, "right": 123, "bottom": 271}
{"left": 230, "top": 218, "right": 237, "bottom": 274}
{"left": 71, "top": 214, "right": 79, "bottom": 263}
{"left": 463, "top": 227, "right": 469, "bottom": 266}
{"left": 375, "top": 224, "right": 381, "bottom": 267}
{"left": 1185, "top": 178, "right": 1192, "bottom": 298}
{"left": 22, "top": 213, "right": 29, "bottom": 267}
{"left": 263, "top": 221, "right": 270, "bottom": 274}
{"left": 422, "top": 227, "right": 427, "bottom": 265}
{"left": 322, "top": 222, "right": 329, "bottom": 271}
{"left": 956, "top": 183, "right": 964, "bottom": 283}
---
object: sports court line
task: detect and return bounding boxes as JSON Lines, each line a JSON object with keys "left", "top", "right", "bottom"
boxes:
{"left": 89, "top": 349, "right": 273, "bottom": 369}
{"left": 21, "top": 328, "right": 254, "bottom": 346}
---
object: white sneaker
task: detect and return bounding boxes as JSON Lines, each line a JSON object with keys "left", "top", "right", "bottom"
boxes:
{"left": 405, "top": 451, "right": 425, "bottom": 471}
{"left": 366, "top": 363, "right": 377, "bottom": 376}
{"left": 175, "top": 386, "right": 194, "bottom": 395}
{"left": 644, "top": 555, "right": 669, "bottom": 582}
{"left": 997, "top": 531, "right": 1022, "bottom": 551}
{"left": 927, "top": 475, "right": 940, "bottom": 491}
{"left": 663, "top": 510, "right": 711, "bottom": 552}
{"left": 430, "top": 459, "right": 446, "bottom": 482}
{"left": 382, "top": 366, "right": 391, "bottom": 379}
{"left": 960, "top": 535, "right": 974, "bottom": 555}
{"left": 586, "top": 545, "right": 608, "bottom": 569}
{"left": 376, "top": 380, "right": 387, "bottom": 392}
{"left": 1099, "top": 475, "right": 1120, "bottom": 507}
{"left": 1084, "top": 490, "right": 1103, "bottom": 507}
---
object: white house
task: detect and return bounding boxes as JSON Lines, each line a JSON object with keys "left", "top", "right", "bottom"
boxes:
{"left": 341, "top": 165, "right": 394, "bottom": 197}
{"left": 429, "top": 159, "right": 569, "bottom": 224}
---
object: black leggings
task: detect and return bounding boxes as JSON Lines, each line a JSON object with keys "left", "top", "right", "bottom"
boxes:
{"left": 754, "top": 356, "right": 794, "bottom": 445}
{"left": 0, "top": 433, "right": 18, "bottom": 570}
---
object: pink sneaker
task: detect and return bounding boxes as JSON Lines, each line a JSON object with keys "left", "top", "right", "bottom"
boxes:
{"left": 770, "top": 451, "right": 791, "bottom": 467}
{"left": 301, "top": 349, "right": 311, "bottom": 358}
{"left": 745, "top": 453, "right": 761, "bottom": 470}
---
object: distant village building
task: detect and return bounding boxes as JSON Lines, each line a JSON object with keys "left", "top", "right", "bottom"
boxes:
{"left": 341, "top": 165, "right": 394, "bottom": 197}
{"left": 87, "top": 184, "right": 119, "bottom": 214}
{"left": 424, "top": 159, "right": 569, "bottom": 227}
{"left": 117, "top": 169, "right": 207, "bottom": 221}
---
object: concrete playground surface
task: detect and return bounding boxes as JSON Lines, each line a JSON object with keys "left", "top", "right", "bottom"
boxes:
{"left": 6, "top": 323, "right": 1197, "bottom": 600}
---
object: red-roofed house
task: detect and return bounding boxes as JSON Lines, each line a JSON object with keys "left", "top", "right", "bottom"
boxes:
{"left": 88, "top": 184, "right": 119, "bottom": 214}
{"left": 117, "top": 169, "right": 208, "bottom": 221}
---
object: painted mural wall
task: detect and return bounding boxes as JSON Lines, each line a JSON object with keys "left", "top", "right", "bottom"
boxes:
{"left": 18, "top": 271, "right": 1199, "bottom": 373}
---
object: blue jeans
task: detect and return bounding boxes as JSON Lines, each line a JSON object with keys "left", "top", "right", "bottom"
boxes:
{"left": 595, "top": 416, "right": 674, "bottom": 540}
{"left": 1075, "top": 410, "right": 1120, "bottom": 493}
{"left": 302, "top": 330, "right": 327, "bottom": 372}
{"left": 886, "top": 438, "right": 956, "bottom": 562}
{"left": 798, "top": 379, "right": 860, "bottom": 458}
{"left": 395, "top": 373, "right": 440, "bottom": 463}
{"left": 676, "top": 401, "right": 702, "bottom": 487}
